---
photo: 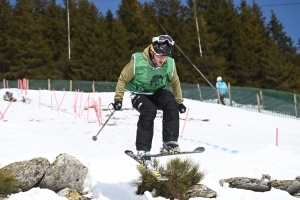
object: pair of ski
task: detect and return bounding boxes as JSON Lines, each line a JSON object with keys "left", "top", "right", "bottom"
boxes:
{"left": 125, "top": 147, "right": 205, "bottom": 181}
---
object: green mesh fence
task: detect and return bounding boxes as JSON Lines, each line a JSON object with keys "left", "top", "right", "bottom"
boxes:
{"left": 1, "top": 80, "right": 299, "bottom": 120}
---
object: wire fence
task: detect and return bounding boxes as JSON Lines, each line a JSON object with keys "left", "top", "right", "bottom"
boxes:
{"left": 1, "top": 79, "right": 300, "bottom": 120}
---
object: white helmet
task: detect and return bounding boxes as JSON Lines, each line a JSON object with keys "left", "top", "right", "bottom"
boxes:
{"left": 217, "top": 76, "right": 222, "bottom": 82}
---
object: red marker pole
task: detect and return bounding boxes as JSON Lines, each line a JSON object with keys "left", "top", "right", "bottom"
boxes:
{"left": 181, "top": 108, "right": 190, "bottom": 136}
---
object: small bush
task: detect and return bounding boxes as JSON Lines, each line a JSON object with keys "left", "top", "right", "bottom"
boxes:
{"left": 0, "top": 170, "right": 17, "bottom": 196}
{"left": 134, "top": 157, "right": 207, "bottom": 200}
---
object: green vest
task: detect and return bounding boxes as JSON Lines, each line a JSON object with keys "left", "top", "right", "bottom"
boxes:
{"left": 125, "top": 52, "right": 175, "bottom": 94}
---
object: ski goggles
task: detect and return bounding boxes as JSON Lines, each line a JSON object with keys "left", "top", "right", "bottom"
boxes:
{"left": 152, "top": 35, "right": 175, "bottom": 46}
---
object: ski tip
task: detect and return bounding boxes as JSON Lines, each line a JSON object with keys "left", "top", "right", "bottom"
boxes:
{"left": 125, "top": 150, "right": 133, "bottom": 154}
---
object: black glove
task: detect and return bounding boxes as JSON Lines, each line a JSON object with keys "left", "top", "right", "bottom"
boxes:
{"left": 178, "top": 104, "right": 186, "bottom": 114}
{"left": 113, "top": 101, "right": 122, "bottom": 110}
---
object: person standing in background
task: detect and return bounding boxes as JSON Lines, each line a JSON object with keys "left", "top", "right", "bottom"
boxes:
{"left": 216, "top": 76, "right": 228, "bottom": 105}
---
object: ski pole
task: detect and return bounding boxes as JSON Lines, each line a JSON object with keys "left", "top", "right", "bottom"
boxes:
{"left": 92, "top": 109, "right": 116, "bottom": 141}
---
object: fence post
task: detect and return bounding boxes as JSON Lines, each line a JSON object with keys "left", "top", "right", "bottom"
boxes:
{"left": 260, "top": 90, "right": 263, "bottom": 110}
{"left": 92, "top": 81, "right": 95, "bottom": 93}
{"left": 70, "top": 80, "right": 72, "bottom": 91}
{"left": 256, "top": 94, "right": 261, "bottom": 113}
{"left": 228, "top": 83, "right": 232, "bottom": 106}
{"left": 3, "top": 79, "right": 5, "bottom": 88}
{"left": 27, "top": 79, "right": 29, "bottom": 90}
{"left": 294, "top": 94, "right": 297, "bottom": 118}
{"left": 48, "top": 79, "right": 51, "bottom": 90}
{"left": 197, "top": 84, "right": 203, "bottom": 101}
{"left": 216, "top": 89, "right": 221, "bottom": 104}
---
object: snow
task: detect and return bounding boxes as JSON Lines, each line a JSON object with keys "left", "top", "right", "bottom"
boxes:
{"left": 1, "top": 89, "right": 299, "bottom": 200}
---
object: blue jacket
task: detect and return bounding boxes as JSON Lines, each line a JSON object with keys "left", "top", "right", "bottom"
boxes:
{"left": 216, "top": 81, "right": 228, "bottom": 95}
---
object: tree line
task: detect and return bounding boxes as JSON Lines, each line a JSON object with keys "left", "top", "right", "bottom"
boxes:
{"left": 0, "top": 0, "right": 299, "bottom": 93}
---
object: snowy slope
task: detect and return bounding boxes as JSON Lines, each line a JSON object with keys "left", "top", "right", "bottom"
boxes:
{"left": 0, "top": 89, "right": 299, "bottom": 200}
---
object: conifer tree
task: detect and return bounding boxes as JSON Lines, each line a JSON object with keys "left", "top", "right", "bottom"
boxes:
{"left": 266, "top": 10, "right": 299, "bottom": 91}
{"left": 67, "top": 0, "right": 101, "bottom": 80}
{"left": 42, "top": 0, "right": 69, "bottom": 79}
{"left": 7, "top": 0, "right": 50, "bottom": 79}
{"left": 0, "top": 0, "right": 12, "bottom": 76}
{"left": 98, "top": 10, "right": 130, "bottom": 81}
{"left": 152, "top": 0, "right": 194, "bottom": 83}
{"left": 117, "top": 0, "right": 147, "bottom": 52}
{"left": 189, "top": 0, "right": 239, "bottom": 85}
{"left": 231, "top": 1, "right": 273, "bottom": 88}
{"left": 0, "top": 0, "right": 299, "bottom": 93}
{"left": 266, "top": 10, "right": 297, "bottom": 55}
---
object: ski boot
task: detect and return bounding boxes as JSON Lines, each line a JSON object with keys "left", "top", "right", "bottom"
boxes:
{"left": 160, "top": 141, "right": 180, "bottom": 154}
{"left": 137, "top": 150, "right": 152, "bottom": 168}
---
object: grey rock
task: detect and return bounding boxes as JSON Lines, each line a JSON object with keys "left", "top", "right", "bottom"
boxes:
{"left": 0, "top": 157, "right": 50, "bottom": 193}
{"left": 261, "top": 174, "right": 271, "bottom": 181}
{"left": 220, "top": 177, "right": 271, "bottom": 192}
{"left": 187, "top": 184, "right": 217, "bottom": 198}
{"left": 57, "top": 188, "right": 92, "bottom": 200}
{"left": 39, "top": 153, "right": 88, "bottom": 192}
{"left": 269, "top": 179, "right": 300, "bottom": 195}
{"left": 294, "top": 192, "right": 300, "bottom": 198}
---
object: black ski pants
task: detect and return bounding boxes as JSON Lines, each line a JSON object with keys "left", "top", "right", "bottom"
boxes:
{"left": 131, "top": 89, "right": 179, "bottom": 151}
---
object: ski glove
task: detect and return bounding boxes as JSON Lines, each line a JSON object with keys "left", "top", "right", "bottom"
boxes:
{"left": 113, "top": 101, "right": 122, "bottom": 110}
{"left": 178, "top": 104, "right": 186, "bottom": 114}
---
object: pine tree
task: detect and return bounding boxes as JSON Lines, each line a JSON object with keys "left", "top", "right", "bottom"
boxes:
{"left": 98, "top": 11, "right": 130, "bottom": 81}
{"left": 266, "top": 10, "right": 297, "bottom": 55}
{"left": 265, "top": 10, "right": 299, "bottom": 91}
{"left": 0, "top": 0, "right": 12, "bottom": 76}
{"left": 6, "top": 0, "right": 50, "bottom": 79}
{"left": 117, "top": 0, "right": 148, "bottom": 52}
{"left": 231, "top": 1, "right": 273, "bottom": 88}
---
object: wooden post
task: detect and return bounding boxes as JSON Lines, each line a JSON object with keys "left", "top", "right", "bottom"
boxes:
{"left": 256, "top": 94, "right": 261, "bottom": 113}
{"left": 48, "top": 79, "right": 51, "bottom": 90}
{"left": 92, "top": 81, "right": 95, "bottom": 93}
{"left": 294, "top": 94, "right": 297, "bottom": 118}
{"left": 70, "top": 80, "right": 72, "bottom": 91}
{"left": 228, "top": 83, "right": 232, "bottom": 106}
{"left": 3, "top": 79, "right": 5, "bottom": 88}
{"left": 217, "top": 89, "right": 221, "bottom": 104}
{"left": 197, "top": 84, "right": 203, "bottom": 101}
{"left": 260, "top": 90, "right": 263, "bottom": 110}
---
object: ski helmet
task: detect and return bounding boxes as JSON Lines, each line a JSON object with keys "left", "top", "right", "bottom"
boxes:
{"left": 150, "top": 35, "right": 175, "bottom": 56}
{"left": 217, "top": 76, "right": 222, "bottom": 82}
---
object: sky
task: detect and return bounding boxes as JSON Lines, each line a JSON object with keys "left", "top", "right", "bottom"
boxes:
{"left": 1, "top": 88, "right": 300, "bottom": 200}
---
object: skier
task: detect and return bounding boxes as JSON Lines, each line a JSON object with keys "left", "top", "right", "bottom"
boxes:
{"left": 113, "top": 35, "right": 186, "bottom": 166}
{"left": 216, "top": 76, "right": 228, "bottom": 105}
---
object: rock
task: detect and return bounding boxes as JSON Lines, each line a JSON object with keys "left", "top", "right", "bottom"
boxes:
{"left": 39, "top": 153, "right": 88, "bottom": 192}
{"left": 269, "top": 180, "right": 300, "bottom": 195}
{"left": 0, "top": 157, "right": 50, "bottom": 193}
{"left": 57, "top": 188, "right": 92, "bottom": 200}
{"left": 261, "top": 174, "right": 271, "bottom": 181}
{"left": 187, "top": 184, "right": 217, "bottom": 198}
{"left": 220, "top": 177, "right": 271, "bottom": 192}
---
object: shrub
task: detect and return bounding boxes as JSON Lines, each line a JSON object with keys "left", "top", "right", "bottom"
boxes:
{"left": 134, "top": 157, "right": 207, "bottom": 200}
{"left": 0, "top": 170, "right": 17, "bottom": 197}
